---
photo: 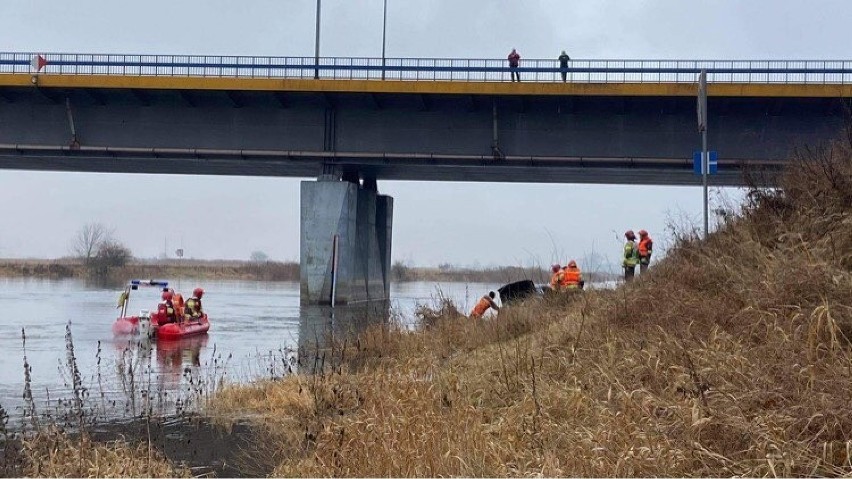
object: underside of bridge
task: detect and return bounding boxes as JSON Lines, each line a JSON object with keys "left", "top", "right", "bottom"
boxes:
{"left": 3, "top": 78, "right": 846, "bottom": 186}
{"left": 1, "top": 76, "right": 849, "bottom": 303}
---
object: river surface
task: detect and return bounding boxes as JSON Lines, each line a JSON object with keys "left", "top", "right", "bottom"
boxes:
{"left": 0, "top": 277, "right": 503, "bottom": 417}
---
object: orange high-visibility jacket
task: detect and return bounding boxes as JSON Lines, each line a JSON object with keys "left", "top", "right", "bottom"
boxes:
{"left": 550, "top": 271, "right": 564, "bottom": 288}
{"left": 471, "top": 296, "right": 493, "bottom": 317}
{"left": 639, "top": 237, "right": 653, "bottom": 259}
{"left": 172, "top": 293, "right": 185, "bottom": 317}
{"left": 560, "top": 267, "right": 582, "bottom": 287}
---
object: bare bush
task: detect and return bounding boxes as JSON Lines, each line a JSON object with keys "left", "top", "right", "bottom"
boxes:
{"left": 71, "top": 223, "right": 111, "bottom": 266}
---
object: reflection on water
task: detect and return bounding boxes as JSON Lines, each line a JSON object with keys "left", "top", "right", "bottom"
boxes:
{"left": 297, "top": 302, "right": 390, "bottom": 375}
{"left": 0, "top": 277, "right": 502, "bottom": 416}
{"left": 154, "top": 335, "right": 208, "bottom": 384}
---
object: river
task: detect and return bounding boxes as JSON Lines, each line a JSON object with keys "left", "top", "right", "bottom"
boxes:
{"left": 0, "top": 277, "right": 503, "bottom": 417}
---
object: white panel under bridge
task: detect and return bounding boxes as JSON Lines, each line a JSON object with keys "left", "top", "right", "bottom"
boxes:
{"left": 300, "top": 174, "right": 393, "bottom": 305}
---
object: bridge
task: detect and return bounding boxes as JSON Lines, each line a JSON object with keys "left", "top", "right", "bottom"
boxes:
{"left": 1, "top": 52, "right": 851, "bottom": 304}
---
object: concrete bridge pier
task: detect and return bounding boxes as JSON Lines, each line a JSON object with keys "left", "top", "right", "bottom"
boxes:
{"left": 300, "top": 174, "right": 393, "bottom": 305}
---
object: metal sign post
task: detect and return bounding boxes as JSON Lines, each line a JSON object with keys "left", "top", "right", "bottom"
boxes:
{"left": 697, "top": 69, "right": 709, "bottom": 239}
{"left": 330, "top": 234, "right": 339, "bottom": 308}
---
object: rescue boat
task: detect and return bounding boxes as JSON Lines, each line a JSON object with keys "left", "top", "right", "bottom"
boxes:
{"left": 112, "top": 279, "right": 211, "bottom": 340}
{"left": 154, "top": 314, "right": 210, "bottom": 341}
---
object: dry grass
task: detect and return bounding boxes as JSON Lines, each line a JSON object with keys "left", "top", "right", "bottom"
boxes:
{"left": 15, "top": 428, "right": 188, "bottom": 478}
{"left": 207, "top": 132, "right": 852, "bottom": 476}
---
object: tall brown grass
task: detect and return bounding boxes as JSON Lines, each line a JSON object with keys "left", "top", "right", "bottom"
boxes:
{"left": 12, "top": 428, "right": 187, "bottom": 478}
{"left": 207, "top": 129, "right": 852, "bottom": 476}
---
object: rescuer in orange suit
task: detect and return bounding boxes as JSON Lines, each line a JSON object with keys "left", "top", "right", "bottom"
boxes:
{"left": 159, "top": 290, "right": 177, "bottom": 324}
{"left": 559, "top": 260, "right": 584, "bottom": 290}
{"left": 549, "top": 263, "right": 564, "bottom": 289}
{"left": 470, "top": 291, "right": 500, "bottom": 318}
{"left": 171, "top": 289, "right": 185, "bottom": 321}
{"left": 638, "top": 230, "right": 654, "bottom": 274}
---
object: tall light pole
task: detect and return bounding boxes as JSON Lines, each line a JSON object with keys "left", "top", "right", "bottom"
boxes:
{"left": 698, "top": 69, "right": 709, "bottom": 239}
{"left": 314, "top": 0, "right": 321, "bottom": 79}
{"left": 381, "top": 0, "right": 388, "bottom": 80}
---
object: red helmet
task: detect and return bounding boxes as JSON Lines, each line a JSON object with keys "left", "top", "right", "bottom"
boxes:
{"left": 193, "top": 287, "right": 204, "bottom": 298}
{"left": 625, "top": 230, "right": 636, "bottom": 240}
{"left": 161, "top": 291, "right": 173, "bottom": 301}
{"left": 551, "top": 263, "right": 561, "bottom": 273}
{"left": 568, "top": 260, "right": 577, "bottom": 268}
{"left": 638, "top": 229, "right": 648, "bottom": 237}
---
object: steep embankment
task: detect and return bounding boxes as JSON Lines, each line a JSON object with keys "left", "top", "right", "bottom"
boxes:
{"left": 206, "top": 133, "right": 852, "bottom": 477}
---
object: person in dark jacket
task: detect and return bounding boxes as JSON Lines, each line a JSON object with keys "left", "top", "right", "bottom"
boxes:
{"left": 508, "top": 48, "right": 521, "bottom": 82}
{"left": 558, "top": 50, "right": 571, "bottom": 82}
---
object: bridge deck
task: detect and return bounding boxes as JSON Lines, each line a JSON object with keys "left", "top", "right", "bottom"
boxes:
{"left": 1, "top": 53, "right": 846, "bottom": 187}
{"left": 1, "top": 73, "right": 852, "bottom": 98}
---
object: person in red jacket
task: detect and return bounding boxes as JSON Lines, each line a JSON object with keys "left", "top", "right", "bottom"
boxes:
{"left": 507, "top": 48, "right": 521, "bottom": 82}
{"left": 638, "top": 230, "right": 654, "bottom": 274}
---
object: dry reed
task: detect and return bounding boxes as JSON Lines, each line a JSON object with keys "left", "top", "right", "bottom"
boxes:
{"left": 205, "top": 131, "right": 852, "bottom": 476}
{"left": 16, "top": 428, "right": 187, "bottom": 478}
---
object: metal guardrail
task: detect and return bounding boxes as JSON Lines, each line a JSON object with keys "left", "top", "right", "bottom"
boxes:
{"left": 1, "top": 52, "right": 851, "bottom": 84}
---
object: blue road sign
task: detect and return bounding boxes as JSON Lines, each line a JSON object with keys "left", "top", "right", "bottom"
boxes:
{"left": 693, "top": 151, "right": 718, "bottom": 175}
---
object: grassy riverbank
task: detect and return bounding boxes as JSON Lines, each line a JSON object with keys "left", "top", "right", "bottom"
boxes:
{"left": 0, "top": 258, "right": 300, "bottom": 282}
{"left": 8, "top": 136, "right": 852, "bottom": 475}
{"left": 390, "top": 263, "right": 620, "bottom": 284}
{"left": 201, "top": 138, "right": 852, "bottom": 476}
{"left": 2, "top": 429, "right": 187, "bottom": 477}
{"left": 0, "top": 258, "right": 618, "bottom": 284}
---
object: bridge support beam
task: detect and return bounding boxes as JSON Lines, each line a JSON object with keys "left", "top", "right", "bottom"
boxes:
{"left": 300, "top": 176, "right": 393, "bottom": 305}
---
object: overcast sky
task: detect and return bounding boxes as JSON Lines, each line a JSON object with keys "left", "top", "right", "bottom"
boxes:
{"left": 1, "top": 0, "right": 849, "bottom": 267}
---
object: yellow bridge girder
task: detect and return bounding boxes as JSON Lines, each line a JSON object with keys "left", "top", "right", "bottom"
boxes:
{"left": 1, "top": 73, "right": 851, "bottom": 97}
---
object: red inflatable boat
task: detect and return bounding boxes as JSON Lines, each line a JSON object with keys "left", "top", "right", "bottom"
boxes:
{"left": 112, "top": 279, "right": 210, "bottom": 340}
{"left": 112, "top": 315, "right": 143, "bottom": 335}
{"left": 155, "top": 314, "right": 210, "bottom": 341}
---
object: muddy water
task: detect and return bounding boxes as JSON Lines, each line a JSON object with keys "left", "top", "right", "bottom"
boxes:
{"left": 0, "top": 277, "right": 500, "bottom": 415}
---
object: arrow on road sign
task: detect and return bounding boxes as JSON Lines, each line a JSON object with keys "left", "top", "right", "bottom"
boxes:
{"left": 30, "top": 55, "right": 47, "bottom": 72}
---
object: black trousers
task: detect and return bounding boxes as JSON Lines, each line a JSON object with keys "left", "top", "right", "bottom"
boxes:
{"left": 510, "top": 67, "right": 520, "bottom": 82}
{"left": 624, "top": 266, "right": 635, "bottom": 282}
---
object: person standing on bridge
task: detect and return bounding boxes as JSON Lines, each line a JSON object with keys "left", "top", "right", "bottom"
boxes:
{"left": 508, "top": 48, "right": 521, "bottom": 82}
{"left": 470, "top": 291, "right": 500, "bottom": 318}
{"left": 638, "top": 229, "right": 653, "bottom": 274}
{"left": 623, "top": 230, "right": 639, "bottom": 282}
{"left": 558, "top": 51, "right": 571, "bottom": 82}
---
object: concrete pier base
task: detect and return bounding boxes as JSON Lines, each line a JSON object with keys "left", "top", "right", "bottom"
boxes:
{"left": 300, "top": 177, "right": 393, "bottom": 305}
